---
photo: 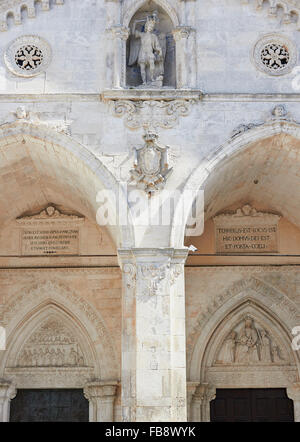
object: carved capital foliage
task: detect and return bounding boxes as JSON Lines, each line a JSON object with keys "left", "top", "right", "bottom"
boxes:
{"left": 0, "top": 380, "right": 16, "bottom": 401}
{"left": 193, "top": 383, "right": 216, "bottom": 403}
{"left": 0, "top": 0, "right": 64, "bottom": 31}
{"left": 111, "top": 98, "right": 196, "bottom": 130}
{"left": 138, "top": 263, "right": 169, "bottom": 296}
{"left": 84, "top": 381, "right": 118, "bottom": 401}
{"left": 122, "top": 263, "right": 136, "bottom": 290}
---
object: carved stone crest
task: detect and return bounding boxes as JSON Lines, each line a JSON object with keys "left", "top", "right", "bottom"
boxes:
{"left": 130, "top": 131, "right": 173, "bottom": 196}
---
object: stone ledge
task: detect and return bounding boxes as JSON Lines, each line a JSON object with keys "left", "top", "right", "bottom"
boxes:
{"left": 101, "top": 88, "right": 203, "bottom": 102}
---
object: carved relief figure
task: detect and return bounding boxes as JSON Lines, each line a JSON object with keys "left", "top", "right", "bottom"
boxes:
{"left": 235, "top": 316, "right": 260, "bottom": 363}
{"left": 128, "top": 11, "right": 166, "bottom": 87}
{"left": 216, "top": 315, "right": 286, "bottom": 365}
{"left": 217, "top": 331, "right": 237, "bottom": 363}
{"left": 17, "top": 319, "right": 85, "bottom": 368}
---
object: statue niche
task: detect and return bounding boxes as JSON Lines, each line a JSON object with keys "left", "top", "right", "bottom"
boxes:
{"left": 127, "top": 4, "right": 175, "bottom": 88}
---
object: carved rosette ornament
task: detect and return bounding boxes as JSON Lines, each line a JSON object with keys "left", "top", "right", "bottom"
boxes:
{"left": 130, "top": 131, "right": 173, "bottom": 196}
{"left": 231, "top": 105, "right": 298, "bottom": 138}
{"left": 4, "top": 35, "right": 52, "bottom": 78}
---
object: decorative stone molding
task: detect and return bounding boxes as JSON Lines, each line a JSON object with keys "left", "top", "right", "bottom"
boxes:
{"left": 16, "top": 318, "right": 86, "bottom": 369}
{"left": 0, "top": 0, "right": 64, "bottom": 31}
{"left": 0, "top": 380, "right": 16, "bottom": 422}
{"left": 242, "top": 0, "right": 300, "bottom": 28}
{"left": 84, "top": 381, "right": 118, "bottom": 422}
{"left": 231, "top": 104, "right": 298, "bottom": 138}
{"left": 4, "top": 35, "right": 52, "bottom": 77}
{"left": 11, "top": 106, "right": 72, "bottom": 135}
{"left": 191, "top": 383, "right": 216, "bottom": 422}
{"left": 137, "top": 263, "right": 168, "bottom": 296}
{"left": 1, "top": 280, "right": 118, "bottom": 379}
{"left": 129, "top": 131, "right": 173, "bottom": 196}
{"left": 252, "top": 33, "right": 297, "bottom": 76}
{"left": 16, "top": 204, "right": 85, "bottom": 226}
{"left": 110, "top": 98, "right": 197, "bottom": 130}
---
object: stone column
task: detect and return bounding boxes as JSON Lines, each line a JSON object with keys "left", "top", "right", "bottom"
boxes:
{"left": 106, "top": 25, "right": 129, "bottom": 89}
{"left": 119, "top": 248, "right": 188, "bottom": 422}
{"left": 186, "top": 382, "right": 199, "bottom": 422}
{"left": 191, "top": 383, "right": 216, "bottom": 422}
{"left": 172, "top": 26, "right": 196, "bottom": 89}
{"left": 0, "top": 380, "right": 16, "bottom": 422}
{"left": 84, "top": 381, "right": 118, "bottom": 422}
{"left": 287, "top": 383, "right": 300, "bottom": 422}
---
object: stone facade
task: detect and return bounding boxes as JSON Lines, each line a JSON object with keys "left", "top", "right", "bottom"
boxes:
{"left": 0, "top": 0, "right": 300, "bottom": 422}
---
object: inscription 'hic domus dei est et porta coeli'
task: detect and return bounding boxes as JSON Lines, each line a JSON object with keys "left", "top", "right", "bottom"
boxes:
{"left": 1, "top": 0, "right": 300, "bottom": 424}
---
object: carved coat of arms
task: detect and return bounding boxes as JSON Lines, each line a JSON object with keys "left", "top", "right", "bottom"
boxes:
{"left": 130, "top": 131, "right": 173, "bottom": 196}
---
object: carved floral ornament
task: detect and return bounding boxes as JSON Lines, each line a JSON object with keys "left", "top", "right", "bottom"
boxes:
{"left": 252, "top": 34, "right": 297, "bottom": 76}
{"left": 4, "top": 35, "right": 52, "bottom": 78}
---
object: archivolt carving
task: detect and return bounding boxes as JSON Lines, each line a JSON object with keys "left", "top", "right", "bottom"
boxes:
{"left": 0, "top": 0, "right": 64, "bottom": 31}
{"left": 188, "top": 276, "right": 300, "bottom": 378}
{"left": 1, "top": 280, "right": 118, "bottom": 377}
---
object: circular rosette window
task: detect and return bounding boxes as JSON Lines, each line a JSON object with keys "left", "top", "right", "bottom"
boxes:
{"left": 4, "top": 35, "right": 52, "bottom": 78}
{"left": 252, "top": 34, "right": 297, "bottom": 76}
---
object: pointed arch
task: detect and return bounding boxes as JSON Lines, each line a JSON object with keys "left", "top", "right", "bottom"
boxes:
{"left": 0, "top": 119, "right": 134, "bottom": 248}
{"left": 0, "top": 280, "right": 119, "bottom": 384}
{"left": 171, "top": 119, "right": 300, "bottom": 247}
{"left": 189, "top": 277, "right": 300, "bottom": 383}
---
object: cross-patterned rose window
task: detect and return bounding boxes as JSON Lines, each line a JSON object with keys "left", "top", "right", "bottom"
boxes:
{"left": 253, "top": 34, "right": 296, "bottom": 76}
{"left": 15, "top": 45, "right": 44, "bottom": 71}
{"left": 260, "top": 43, "right": 289, "bottom": 72}
{"left": 4, "top": 35, "right": 52, "bottom": 77}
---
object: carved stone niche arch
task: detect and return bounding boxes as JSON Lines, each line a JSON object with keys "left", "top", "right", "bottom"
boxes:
{"left": 106, "top": 0, "right": 196, "bottom": 89}
{"left": 126, "top": 1, "right": 176, "bottom": 88}
{"left": 188, "top": 278, "right": 300, "bottom": 421}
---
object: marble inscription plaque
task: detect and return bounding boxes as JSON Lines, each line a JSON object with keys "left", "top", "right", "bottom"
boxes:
{"left": 213, "top": 205, "right": 280, "bottom": 254}
{"left": 21, "top": 229, "right": 79, "bottom": 255}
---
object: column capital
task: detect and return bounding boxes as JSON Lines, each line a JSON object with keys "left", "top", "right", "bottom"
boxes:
{"left": 287, "top": 382, "right": 300, "bottom": 401}
{"left": 106, "top": 25, "right": 130, "bottom": 40}
{"left": 84, "top": 380, "right": 118, "bottom": 401}
{"left": 193, "top": 383, "right": 216, "bottom": 403}
{"left": 0, "top": 379, "right": 16, "bottom": 401}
